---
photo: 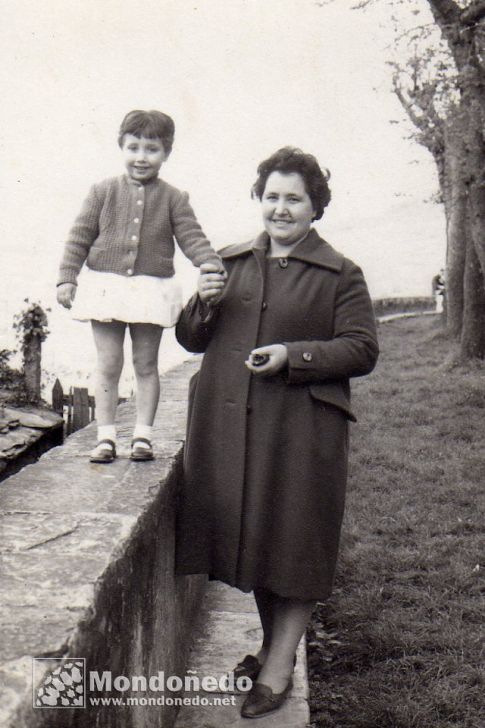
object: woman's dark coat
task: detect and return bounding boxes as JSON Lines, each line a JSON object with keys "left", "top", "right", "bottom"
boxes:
{"left": 175, "top": 229, "right": 378, "bottom": 600}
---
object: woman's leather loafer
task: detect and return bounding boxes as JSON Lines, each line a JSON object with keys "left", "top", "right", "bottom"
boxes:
{"left": 233, "top": 655, "right": 263, "bottom": 682}
{"left": 240, "top": 678, "right": 293, "bottom": 719}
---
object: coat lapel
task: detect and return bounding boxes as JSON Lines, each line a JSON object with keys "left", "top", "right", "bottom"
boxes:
{"left": 250, "top": 231, "right": 268, "bottom": 276}
{"left": 220, "top": 229, "right": 344, "bottom": 273}
{"left": 288, "top": 229, "right": 344, "bottom": 272}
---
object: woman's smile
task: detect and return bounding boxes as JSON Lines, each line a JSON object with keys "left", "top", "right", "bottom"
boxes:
{"left": 272, "top": 218, "right": 292, "bottom": 224}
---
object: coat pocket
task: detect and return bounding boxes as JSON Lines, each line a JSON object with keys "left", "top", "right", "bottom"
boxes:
{"left": 308, "top": 382, "right": 356, "bottom": 422}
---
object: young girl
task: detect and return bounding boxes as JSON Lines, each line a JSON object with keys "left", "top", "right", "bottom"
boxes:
{"left": 57, "top": 109, "right": 225, "bottom": 463}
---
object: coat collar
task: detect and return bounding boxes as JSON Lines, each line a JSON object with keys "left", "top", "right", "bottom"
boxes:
{"left": 220, "top": 228, "right": 344, "bottom": 272}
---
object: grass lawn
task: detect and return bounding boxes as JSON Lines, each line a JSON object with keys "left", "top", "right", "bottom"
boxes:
{"left": 307, "top": 315, "right": 484, "bottom": 728}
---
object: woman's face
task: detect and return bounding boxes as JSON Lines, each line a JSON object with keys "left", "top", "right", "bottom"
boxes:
{"left": 261, "top": 171, "right": 315, "bottom": 246}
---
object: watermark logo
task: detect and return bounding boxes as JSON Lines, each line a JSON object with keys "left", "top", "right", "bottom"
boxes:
{"left": 33, "top": 658, "right": 86, "bottom": 709}
{"left": 31, "top": 659, "right": 249, "bottom": 710}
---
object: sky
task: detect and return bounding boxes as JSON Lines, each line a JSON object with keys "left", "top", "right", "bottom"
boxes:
{"left": 0, "top": 0, "right": 445, "bottom": 389}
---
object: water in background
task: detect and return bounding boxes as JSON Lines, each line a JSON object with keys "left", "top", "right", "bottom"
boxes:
{"left": 0, "top": 198, "right": 445, "bottom": 399}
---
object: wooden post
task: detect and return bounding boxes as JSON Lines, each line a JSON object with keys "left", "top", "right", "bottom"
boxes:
{"left": 52, "top": 379, "right": 64, "bottom": 414}
{"left": 67, "top": 387, "right": 73, "bottom": 435}
{"left": 72, "top": 387, "right": 90, "bottom": 432}
{"left": 23, "top": 336, "right": 42, "bottom": 402}
{"left": 88, "top": 395, "right": 96, "bottom": 423}
{"left": 51, "top": 382, "right": 95, "bottom": 435}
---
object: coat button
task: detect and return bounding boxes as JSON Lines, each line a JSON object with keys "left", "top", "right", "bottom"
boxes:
{"left": 127, "top": 268, "right": 133, "bottom": 275}
{"left": 302, "top": 352, "right": 312, "bottom": 362}
{"left": 278, "top": 257, "right": 288, "bottom": 268}
{"left": 261, "top": 302, "right": 267, "bottom": 311}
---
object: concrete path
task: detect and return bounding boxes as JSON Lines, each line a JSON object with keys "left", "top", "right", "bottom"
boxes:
{"left": 175, "top": 581, "right": 310, "bottom": 728}
{"left": 378, "top": 310, "right": 437, "bottom": 323}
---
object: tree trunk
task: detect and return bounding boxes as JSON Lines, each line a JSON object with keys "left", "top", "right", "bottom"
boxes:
{"left": 443, "top": 110, "right": 467, "bottom": 337}
{"left": 461, "top": 215, "right": 485, "bottom": 358}
{"left": 463, "top": 84, "right": 485, "bottom": 279}
{"left": 459, "top": 67, "right": 485, "bottom": 357}
{"left": 427, "top": 0, "right": 485, "bottom": 358}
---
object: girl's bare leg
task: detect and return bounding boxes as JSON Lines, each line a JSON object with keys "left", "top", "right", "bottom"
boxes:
{"left": 129, "top": 323, "right": 163, "bottom": 426}
{"left": 91, "top": 320, "right": 126, "bottom": 427}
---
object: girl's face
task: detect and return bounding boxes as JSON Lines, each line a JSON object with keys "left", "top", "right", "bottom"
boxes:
{"left": 261, "top": 171, "right": 315, "bottom": 246}
{"left": 121, "top": 134, "right": 167, "bottom": 183}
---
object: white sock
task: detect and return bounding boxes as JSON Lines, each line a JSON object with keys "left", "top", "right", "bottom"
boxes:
{"left": 133, "top": 424, "right": 153, "bottom": 448}
{"left": 97, "top": 425, "right": 116, "bottom": 444}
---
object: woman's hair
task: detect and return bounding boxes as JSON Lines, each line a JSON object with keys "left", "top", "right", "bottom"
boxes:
{"left": 252, "top": 146, "right": 331, "bottom": 220}
{"left": 118, "top": 109, "right": 175, "bottom": 154}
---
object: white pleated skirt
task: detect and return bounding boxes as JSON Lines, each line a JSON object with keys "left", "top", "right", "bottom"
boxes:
{"left": 71, "top": 269, "right": 183, "bottom": 328}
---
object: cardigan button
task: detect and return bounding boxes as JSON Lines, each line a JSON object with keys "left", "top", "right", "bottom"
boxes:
{"left": 261, "top": 302, "right": 267, "bottom": 311}
{"left": 127, "top": 269, "right": 133, "bottom": 276}
{"left": 302, "top": 352, "right": 312, "bottom": 362}
{"left": 278, "top": 257, "right": 288, "bottom": 268}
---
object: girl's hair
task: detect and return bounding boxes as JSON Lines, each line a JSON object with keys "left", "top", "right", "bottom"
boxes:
{"left": 252, "top": 146, "right": 331, "bottom": 220}
{"left": 118, "top": 110, "right": 175, "bottom": 154}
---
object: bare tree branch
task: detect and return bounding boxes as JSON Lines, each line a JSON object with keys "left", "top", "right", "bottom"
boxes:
{"left": 460, "top": 0, "right": 485, "bottom": 25}
{"left": 426, "top": 0, "right": 461, "bottom": 26}
{"left": 426, "top": 0, "right": 485, "bottom": 74}
{"left": 392, "top": 77, "right": 444, "bottom": 158}
{"left": 314, "top": 0, "right": 374, "bottom": 8}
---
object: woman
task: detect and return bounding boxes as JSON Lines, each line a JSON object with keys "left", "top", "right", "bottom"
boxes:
{"left": 175, "top": 147, "right": 379, "bottom": 718}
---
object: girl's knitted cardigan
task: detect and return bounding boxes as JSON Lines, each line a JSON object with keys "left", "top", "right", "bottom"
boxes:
{"left": 58, "top": 175, "right": 221, "bottom": 285}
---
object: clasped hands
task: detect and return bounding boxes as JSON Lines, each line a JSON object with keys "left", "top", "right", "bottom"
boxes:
{"left": 198, "top": 263, "right": 227, "bottom": 305}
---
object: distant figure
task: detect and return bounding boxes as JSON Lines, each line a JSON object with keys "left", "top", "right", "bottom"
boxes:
{"left": 432, "top": 269, "right": 446, "bottom": 313}
{"left": 56, "top": 109, "right": 225, "bottom": 463}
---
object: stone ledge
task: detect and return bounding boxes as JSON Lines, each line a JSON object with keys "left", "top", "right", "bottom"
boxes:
{"left": 0, "top": 405, "right": 64, "bottom": 481}
{"left": 0, "top": 358, "right": 206, "bottom": 728}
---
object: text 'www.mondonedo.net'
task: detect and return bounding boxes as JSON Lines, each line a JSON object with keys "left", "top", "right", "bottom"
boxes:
{"left": 89, "top": 695, "right": 237, "bottom": 708}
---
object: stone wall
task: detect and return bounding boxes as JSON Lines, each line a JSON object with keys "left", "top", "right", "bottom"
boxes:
{"left": 0, "top": 358, "right": 206, "bottom": 728}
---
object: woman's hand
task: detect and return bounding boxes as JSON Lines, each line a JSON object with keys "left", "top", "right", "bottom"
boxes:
{"left": 198, "top": 263, "right": 227, "bottom": 305}
{"left": 57, "top": 283, "right": 76, "bottom": 309}
{"left": 245, "top": 344, "right": 288, "bottom": 376}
